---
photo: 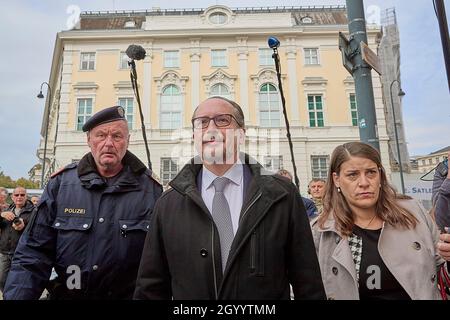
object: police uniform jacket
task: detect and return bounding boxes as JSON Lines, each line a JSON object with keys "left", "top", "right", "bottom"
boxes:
{"left": 3, "top": 151, "right": 162, "bottom": 299}
{"left": 134, "top": 154, "right": 326, "bottom": 300}
{"left": 0, "top": 200, "right": 35, "bottom": 254}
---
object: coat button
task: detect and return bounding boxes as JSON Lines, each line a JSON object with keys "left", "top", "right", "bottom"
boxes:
{"left": 122, "top": 224, "right": 128, "bottom": 229}
{"left": 146, "top": 225, "right": 149, "bottom": 229}
{"left": 83, "top": 224, "right": 89, "bottom": 229}
{"left": 335, "top": 237, "right": 341, "bottom": 244}
{"left": 413, "top": 242, "right": 421, "bottom": 250}
{"left": 332, "top": 267, "right": 338, "bottom": 275}
{"left": 200, "top": 248, "right": 208, "bottom": 257}
{"left": 54, "top": 222, "right": 60, "bottom": 227}
{"left": 98, "top": 218, "right": 104, "bottom": 223}
{"left": 431, "top": 274, "right": 436, "bottom": 283}
{"left": 92, "top": 265, "right": 98, "bottom": 271}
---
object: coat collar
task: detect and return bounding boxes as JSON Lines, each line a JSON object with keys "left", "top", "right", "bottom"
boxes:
{"left": 77, "top": 151, "right": 146, "bottom": 191}
{"left": 169, "top": 153, "right": 289, "bottom": 287}
{"left": 8, "top": 200, "right": 34, "bottom": 214}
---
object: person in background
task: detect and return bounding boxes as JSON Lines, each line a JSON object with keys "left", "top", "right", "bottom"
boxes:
{"left": 0, "top": 187, "right": 34, "bottom": 292}
{"left": 0, "top": 188, "right": 9, "bottom": 211}
{"left": 312, "top": 142, "right": 444, "bottom": 300}
{"left": 308, "top": 178, "right": 326, "bottom": 215}
{"left": 431, "top": 151, "right": 450, "bottom": 267}
{"left": 277, "top": 169, "right": 318, "bottom": 219}
{"left": 30, "top": 196, "right": 40, "bottom": 207}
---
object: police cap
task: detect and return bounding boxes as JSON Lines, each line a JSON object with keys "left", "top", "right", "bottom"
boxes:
{"left": 82, "top": 106, "right": 126, "bottom": 132}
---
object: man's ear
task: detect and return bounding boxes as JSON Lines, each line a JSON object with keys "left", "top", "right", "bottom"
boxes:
{"left": 238, "top": 128, "right": 246, "bottom": 145}
{"left": 86, "top": 132, "right": 91, "bottom": 148}
{"left": 332, "top": 172, "right": 340, "bottom": 188}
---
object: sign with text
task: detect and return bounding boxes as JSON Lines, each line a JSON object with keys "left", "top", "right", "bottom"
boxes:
{"left": 361, "top": 41, "right": 381, "bottom": 75}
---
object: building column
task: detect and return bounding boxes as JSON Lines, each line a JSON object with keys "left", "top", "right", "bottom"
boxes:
{"left": 285, "top": 37, "right": 300, "bottom": 126}
{"left": 143, "top": 41, "right": 153, "bottom": 128}
{"left": 59, "top": 45, "right": 73, "bottom": 132}
{"left": 237, "top": 37, "right": 250, "bottom": 125}
{"left": 190, "top": 38, "right": 201, "bottom": 114}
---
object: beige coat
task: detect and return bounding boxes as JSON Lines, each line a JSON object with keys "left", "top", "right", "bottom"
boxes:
{"left": 312, "top": 199, "right": 444, "bottom": 300}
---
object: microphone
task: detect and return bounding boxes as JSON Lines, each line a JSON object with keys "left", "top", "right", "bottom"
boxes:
{"left": 126, "top": 44, "right": 146, "bottom": 60}
{"left": 268, "top": 36, "right": 280, "bottom": 49}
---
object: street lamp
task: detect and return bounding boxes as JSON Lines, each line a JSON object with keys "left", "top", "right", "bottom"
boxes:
{"left": 389, "top": 79, "right": 406, "bottom": 194}
{"left": 37, "top": 82, "right": 52, "bottom": 189}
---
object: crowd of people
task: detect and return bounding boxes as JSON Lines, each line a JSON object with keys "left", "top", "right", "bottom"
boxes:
{"left": 0, "top": 97, "right": 449, "bottom": 300}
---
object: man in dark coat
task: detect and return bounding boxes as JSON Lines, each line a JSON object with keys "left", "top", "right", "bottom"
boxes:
{"left": 134, "top": 97, "right": 325, "bottom": 300}
{"left": 0, "top": 187, "right": 34, "bottom": 292}
{"left": 3, "top": 106, "right": 162, "bottom": 300}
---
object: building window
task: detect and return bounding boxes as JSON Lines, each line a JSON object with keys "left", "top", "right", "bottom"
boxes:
{"left": 350, "top": 94, "right": 358, "bottom": 126}
{"left": 304, "top": 48, "right": 319, "bottom": 65}
{"left": 164, "top": 51, "right": 179, "bottom": 68}
{"left": 80, "top": 52, "right": 95, "bottom": 70}
{"left": 429, "top": 159, "right": 432, "bottom": 165}
{"left": 118, "top": 98, "right": 134, "bottom": 129}
{"left": 210, "top": 83, "right": 230, "bottom": 99}
{"left": 119, "top": 51, "right": 129, "bottom": 69}
{"left": 209, "top": 12, "right": 228, "bottom": 24}
{"left": 422, "top": 160, "right": 425, "bottom": 166}
{"left": 259, "top": 83, "right": 280, "bottom": 127}
{"left": 211, "top": 49, "right": 227, "bottom": 67}
{"left": 160, "top": 85, "right": 182, "bottom": 129}
{"left": 436, "top": 157, "right": 440, "bottom": 164}
{"left": 301, "top": 16, "right": 313, "bottom": 24}
{"left": 311, "top": 156, "right": 328, "bottom": 179}
{"left": 308, "top": 95, "right": 324, "bottom": 127}
{"left": 161, "top": 158, "right": 178, "bottom": 186}
{"left": 258, "top": 48, "right": 274, "bottom": 66}
{"left": 76, "top": 98, "right": 92, "bottom": 131}
{"left": 264, "top": 156, "right": 282, "bottom": 172}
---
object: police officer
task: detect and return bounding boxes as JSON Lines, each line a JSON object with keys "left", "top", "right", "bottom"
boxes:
{"left": 3, "top": 106, "right": 162, "bottom": 300}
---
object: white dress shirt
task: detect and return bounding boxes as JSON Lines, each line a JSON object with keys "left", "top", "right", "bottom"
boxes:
{"left": 201, "top": 163, "right": 244, "bottom": 235}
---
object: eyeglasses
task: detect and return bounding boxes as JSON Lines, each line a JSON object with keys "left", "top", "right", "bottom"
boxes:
{"left": 13, "top": 194, "right": 26, "bottom": 197}
{"left": 192, "top": 114, "right": 239, "bottom": 129}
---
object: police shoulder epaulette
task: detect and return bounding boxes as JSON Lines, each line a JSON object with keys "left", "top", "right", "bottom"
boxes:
{"left": 50, "top": 163, "right": 77, "bottom": 178}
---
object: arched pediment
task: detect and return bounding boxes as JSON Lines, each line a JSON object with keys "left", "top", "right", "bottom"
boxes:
{"left": 154, "top": 71, "right": 189, "bottom": 93}
{"left": 202, "top": 69, "right": 237, "bottom": 93}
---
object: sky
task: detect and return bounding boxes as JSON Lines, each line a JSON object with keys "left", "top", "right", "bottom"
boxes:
{"left": 0, "top": 0, "right": 449, "bottom": 180}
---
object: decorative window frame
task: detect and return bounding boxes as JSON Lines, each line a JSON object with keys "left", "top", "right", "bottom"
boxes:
{"left": 250, "top": 69, "right": 285, "bottom": 126}
{"left": 301, "top": 77, "right": 328, "bottom": 128}
{"left": 154, "top": 71, "right": 188, "bottom": 130}
{"left": 202, "top": 69, "right": 236, "bottom": 99}
{"left": 201, "top": 5, "right": 235, "bottom": 26}
{"left": 343, "top": 76, "right": 358, "bottom": 127}
{"left": 72, "top": 82, "right": 98, "bottom": 131}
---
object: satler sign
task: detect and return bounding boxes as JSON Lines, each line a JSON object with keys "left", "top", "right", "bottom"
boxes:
{"left": 390, "top": 172, "right": 433, "bottom": 201}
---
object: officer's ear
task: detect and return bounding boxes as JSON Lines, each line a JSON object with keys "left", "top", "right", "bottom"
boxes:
{"left": 86, "top": 132, "right": 92, "bottom": 148}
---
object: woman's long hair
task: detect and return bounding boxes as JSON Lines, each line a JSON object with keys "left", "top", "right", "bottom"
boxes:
{"left": 318, "top": 142, "right": 418, "bottom": 236}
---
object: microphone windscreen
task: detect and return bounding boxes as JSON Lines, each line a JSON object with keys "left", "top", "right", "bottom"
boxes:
{"left": 126, "top": 44, "right": 146, "bottom": 60}
{"left": 268, "top": 37, "right": 280, "bottom": 49}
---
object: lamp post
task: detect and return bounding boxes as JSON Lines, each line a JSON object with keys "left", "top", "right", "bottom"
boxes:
{"left": 37, "top": 82, "right": 52, "bottom": 189}
{"left": 389, "top": 79, "right": 406, "bottom": 194}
